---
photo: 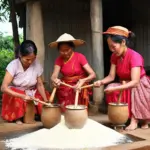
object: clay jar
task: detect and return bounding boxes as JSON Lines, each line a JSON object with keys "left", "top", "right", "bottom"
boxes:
{"left": 41, "top": 104, "right": 61, "bottom": 129}
{"left": 23, "top": 101, "right": 35, "bottom": 124}
{"left": 64, "top": 105, "right": 88, "bottom": 129}
{"left": 108, "top": 102, "right": 129, "bottom": 125}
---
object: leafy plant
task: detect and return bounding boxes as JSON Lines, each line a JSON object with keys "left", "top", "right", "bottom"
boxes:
{"left": 0, "top": 0, "right": 9, "bottom": 22}
{"left": 0, "top": 32, "right": 14, "bottom": 51}
{"left": 0, "top": 49, "right": 14, "bottom": 96}
{"left": 0, "top": 0, "right": 20, "bottom": 48}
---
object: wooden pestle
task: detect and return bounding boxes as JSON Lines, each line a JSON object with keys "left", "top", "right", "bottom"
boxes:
{"left": 117, "top": 81, "right": 126, "bottom": 105}
{"left": 23, "top": 101, "right": 35, "bottom": 124}
{"left": 74, "top": 90, "right": 80, "bottom": 108}
{"left": 60, "top": 81, "right": 94, "bottom": 89}
{"left": 31, "top": 87, "right": 57, "bottom": 106}
{"left": 32, "top": 98, "right": 52, "bottom": 107}
{"left": 81, "top": 84, "right": 94, "bottom": 89}
{"left": 60, "top": 81, "right": 74, "bottom": 88}
{"left": 49, "top": 87, "right": 57, "bottom": 103}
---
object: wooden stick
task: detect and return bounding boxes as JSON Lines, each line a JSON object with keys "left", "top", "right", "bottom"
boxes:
{"left": 81, "top": 84, "right": 94, "bottom": 89}
{"left": 32, "top": 98, "right": 52, "bottom": 107}
{"left": 117, "top": 81, "right": 126, "bottom": 105}
{"left": 49, "top": 87, "right": 57, "bottom": 103}
{"left": 74, "top": 90, "right": 79, "bottom": 108}
{"left": 60, "top": 81, "right": 74, "bottom": 88}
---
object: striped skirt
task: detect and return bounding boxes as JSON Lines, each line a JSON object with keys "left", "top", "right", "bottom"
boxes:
{"left": 106, "top": 76, "right": 150, "bottom": 119}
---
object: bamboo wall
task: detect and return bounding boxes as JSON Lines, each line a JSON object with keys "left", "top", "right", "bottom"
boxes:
{"left": 130, "top": 0, "right": 150, "bottom": 68}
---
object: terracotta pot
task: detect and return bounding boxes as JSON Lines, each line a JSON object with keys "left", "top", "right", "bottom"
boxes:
{"left": 23, "top": 101, "right": 35, "bottom": 124}
{"left": 41, "top": 104, "right": 61, "bottom": 129}
{"left": 64, "top": 105, "right": 88, "bottom": 129}
{"left": 108, "top": 103, "right": 129, "bottom": 125}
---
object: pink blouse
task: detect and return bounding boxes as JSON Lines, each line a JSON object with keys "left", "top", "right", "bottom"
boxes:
{"left": 6, "top": 58, "right": 43, "bottom": 90}
{"left": 111, "top": 48, "right": 146, "bottom": 80}
{"left": 55, "top": 52, "right": 88, "bottom": 77}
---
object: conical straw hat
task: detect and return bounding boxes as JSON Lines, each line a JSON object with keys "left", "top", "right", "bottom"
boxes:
{"left": 48, "top": 33, "right": 85, "bottom": 48}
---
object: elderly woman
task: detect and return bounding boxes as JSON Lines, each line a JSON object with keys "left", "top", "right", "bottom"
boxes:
{"left": 49, "top": 33, "right": 96, "bottom": 111}
{"left": 1, "top": 40, "right": 50, "bottom": 124}
{"left": 94, "top": 26, "right": 150, "bottom": 130}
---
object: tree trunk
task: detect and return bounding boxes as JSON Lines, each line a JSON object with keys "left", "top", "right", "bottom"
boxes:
{"left": 9, "top": 0, "right": 20, "bottom": 57}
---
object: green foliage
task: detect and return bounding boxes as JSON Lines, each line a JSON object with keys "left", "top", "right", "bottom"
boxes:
{"left": 0, "top": 32, "right": 14, "bottom": 51}
{"left": 0, "top": 0, "right": 9, "bottom": 22}
{"left": 0, "top": 32, "right": 23, "bottom": 51}
{"left": 0, "top": 33, "right": 15, "bottom": 97}
{"left": 0, "top": 49, "right": 14, "bottom": 96}
{"left": 19, "top": 34, "right": 23, "bottom": 43}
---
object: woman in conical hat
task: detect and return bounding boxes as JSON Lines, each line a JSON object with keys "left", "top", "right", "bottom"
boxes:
{"left": 49, "top": 33, "right": 96, "bottom": 112}
{"left": 94, "top": 26, "right": 150, "bottom": 130}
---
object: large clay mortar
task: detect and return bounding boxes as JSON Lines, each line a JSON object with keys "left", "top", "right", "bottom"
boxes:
{"left": 41, "top": 88, "right": 61, "bottom": 128}
{"left": 41, "top": 104, "right": 61, "bottom": 128}
{"left": 108, "top": 102, "right": 129, "bottom": 125}
{"left": 64, "top": 90, "right": 88, "bottom": 129}
{"left": 65, "top": 104, "right": 88, "bottom": 129}
{"left": 107, "top": 81, "right": 129, "bottom": 125}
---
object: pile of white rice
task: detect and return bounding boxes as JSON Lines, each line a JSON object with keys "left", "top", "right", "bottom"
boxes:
{"left": 5, "top": 116, "right": 132, "bottom": 150}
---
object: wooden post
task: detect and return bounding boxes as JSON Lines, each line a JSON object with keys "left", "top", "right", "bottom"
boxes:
{"left": 90, "top": 0, "right": 104, "bottom": 112}
{"left": 26, "top": 1, "right": 45, "bottom": 69}
{"left": 9, "top": 0, "right": 20, "bottom": 49}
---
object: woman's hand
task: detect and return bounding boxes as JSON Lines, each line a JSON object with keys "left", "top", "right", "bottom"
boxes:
{"left": 74, "top": 79, "right": 86, "bottom": 91}
{"left": 104, "top": 85, "right": 121, "bottom": 93}
{"left": 104, "top": 87, "right": 115, "bottom": 93}
{"left": 51, "top": 65, "right": 61, "bottom": 87}
{"left": 52, "top": 78, "right": 61, "bottom": 87}
{"left": 31, "top": 97, "right": 49, "bottom": 103}
{"left": 94, "top": 80, "right": 103, "bottom": 87}
{"left": 43, "top": 99, "right": 49, "bottom": 103}
{"left": 23, "top": 95, "right": 32, "bottom": 102}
